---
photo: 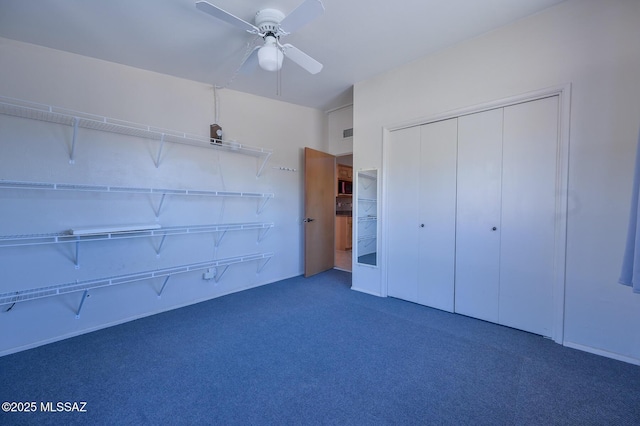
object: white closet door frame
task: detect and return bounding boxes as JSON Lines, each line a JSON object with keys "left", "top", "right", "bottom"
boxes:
{"left": 381, "top": 84, "right": 571, "bottom": 344}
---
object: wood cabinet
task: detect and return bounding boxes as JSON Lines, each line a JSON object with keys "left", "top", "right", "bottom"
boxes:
{"left": 337, "top": 164, "right": 353, "bottom": 181}
{"left": 335, "top": 215, "right": 352, "bottom": 251}
{"left": 336, "top": 164, "right": 353, "bottom": 197}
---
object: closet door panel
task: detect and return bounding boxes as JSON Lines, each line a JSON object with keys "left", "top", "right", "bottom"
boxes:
{"left": 418, "top": 118, "right": 457, "bottom": 312}
{"left": 387, "top": 126, "right": 421, "bottom": 303}
{"left": 455, "top": 109, "right": 503, "bottom": 322}
{"left": 499, "top": 96, "right": 559, "bottom": 336}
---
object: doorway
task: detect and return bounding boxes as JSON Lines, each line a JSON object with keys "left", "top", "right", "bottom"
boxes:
{"left": 303, "top": 148, "right": 354, "bottom": 277}
{"left": 335, "top": 154, "right": 353, "bottom": 272}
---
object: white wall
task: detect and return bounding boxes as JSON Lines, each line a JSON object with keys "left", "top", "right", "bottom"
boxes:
{"left": 352, "top": 0, "right": 640, "bottom": 363}
{"left": 327, "top": 105, "right": 353, "bottom": 156}
{"left": 0, "top": 38, "right": 325, "bottom": 355}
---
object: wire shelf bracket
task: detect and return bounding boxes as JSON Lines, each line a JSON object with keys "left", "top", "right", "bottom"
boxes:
{"left": 69, "top": 117, "right": 79, "bottom": 164}
{"left": 257, "top": 226, "right": 271, "bottom": 243}
{"left": 157, "top": 275, "right": 171, "bottom": 298}
{"left": 75, "top": 289, "right": 89, "bottom": 319}
{"left": 74, "top": 239, "right": 81, "bottom": 269}
{"left": 155, "top": 134, "right": 166, "bottom": 168}
{"left": 214, "top": 265, "right": 230, "bottom": 283}
{"left": 154, "top": 193, "right": 167, "bottom": 218}
{"left": 257, "top": 196, "right": 271, "bottom": 215}
{"left": 256, "top": 151, "right": 273, "bottom": 178}
{"left": 256, "top": 256, "right": 272, "bottom": 274}
{"left": 155, "top": 233, "right": 168, "bottom": 257}
{"left": 214, "top": 230, "right": 227, "bottom": 249}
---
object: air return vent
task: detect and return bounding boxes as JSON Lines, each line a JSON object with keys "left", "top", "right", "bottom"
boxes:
{"left": 343, "top": 128, "right": 353, "bottom": 138}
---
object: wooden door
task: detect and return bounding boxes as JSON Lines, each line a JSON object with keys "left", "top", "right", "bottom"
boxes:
{"left": 455, "top": 108, "right": 503, "bottom": 323}
{"left": 304, "top": 147, "right": 336, "bottom": 277}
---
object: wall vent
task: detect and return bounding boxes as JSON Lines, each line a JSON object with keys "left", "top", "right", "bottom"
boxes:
{"left": 343, "top": 128, "right": 353, "bottom": 138}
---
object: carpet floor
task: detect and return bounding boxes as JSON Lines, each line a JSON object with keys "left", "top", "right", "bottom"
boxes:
{"left": 1, "top": 269, "right": 639, "bottom": 425}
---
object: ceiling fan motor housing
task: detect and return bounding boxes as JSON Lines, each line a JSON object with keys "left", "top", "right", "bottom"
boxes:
{"left": 255, "top": 9, "right": 285, "bottom": 36}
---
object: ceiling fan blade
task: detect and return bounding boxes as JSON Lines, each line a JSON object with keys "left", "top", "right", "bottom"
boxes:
{"left": 196, "top": 1, "right": 258, "bottom": 33}
{"left": 279, "top": 0, "right": 324, "bottom": 34}
{"left": 239, "top": 47, "right": 260, "bottom": 74}
{"left": 282, "top": 44, "right": 323, "bottom": 74}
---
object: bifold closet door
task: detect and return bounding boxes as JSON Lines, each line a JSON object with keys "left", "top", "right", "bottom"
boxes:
{"left": 387, "top": 126, "right": 421, "bottom": 303}
{"left": 455, "top": 97, "right": 559, "bottom": 337}
{"left": 455, "top": 108, "right": 504, "bottom": 323}
{"left": 499, "top": 96, "right": 558, "bottom": 336}
{"left": 417, "top": 119, "right": 457, "bottom": 311}
{"left": 387, "top": 120, "right": 457, "bottom": 311}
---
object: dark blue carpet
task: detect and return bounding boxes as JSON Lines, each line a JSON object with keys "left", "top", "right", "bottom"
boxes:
{"left": 1, "top": 269, "right": 639, "bottom": 425}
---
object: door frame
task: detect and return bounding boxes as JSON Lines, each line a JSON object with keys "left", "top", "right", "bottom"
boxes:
{"left": 381, "top": 84, "right": 571, "bottom": 344}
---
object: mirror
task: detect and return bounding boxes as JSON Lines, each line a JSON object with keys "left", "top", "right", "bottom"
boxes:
{"left": 356, "top": 169, "right": 378, "bottom": 266}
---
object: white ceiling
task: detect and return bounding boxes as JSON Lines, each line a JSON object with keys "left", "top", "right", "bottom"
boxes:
{"left": 0, "top": 0, "right": 565, "bottom": 111}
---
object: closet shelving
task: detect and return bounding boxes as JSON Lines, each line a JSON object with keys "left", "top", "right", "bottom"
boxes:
{"left": 357, "top": 216, "right": 377, "bottom": 222}
{"left": 0, "top": 96, "right": 273, "bottom": 177}
{"left": 357, "top": 215, "right": 377, "bottom": 239}
{"left": 1, "top": 95, "right": 278, "bottom": 315}
{"left": 0, "top": 252, "right": 274, "bottom": 317}
{"left": 356, "top": 170, "right": 378, "bottom": 265}
{"left": 358, "top": 197, "right": 377, "bottom": 214}
{"left": 357, "top": 216, "right": 377, "bottom": 231}
{"left": 359, "top": 172, "right": 376, "bottom": 189}
{"left": 358, "top": 235, "right": 377, "bottom": 245}
{"left": 0, "top": 222, "right": 274, "bottom": 248}
{"left": 0, "top": 222, "right": 274, "bottom": 269}
{"left": 0, "top": 179, "right": 274, "bottom": 216}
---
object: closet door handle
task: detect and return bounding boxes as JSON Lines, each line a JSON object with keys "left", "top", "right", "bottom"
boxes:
{"left": 492, "top": 226, "right": 497, "bottom": 231}
{"left": 420, "top": 224, "right": 425, "bottom": 228}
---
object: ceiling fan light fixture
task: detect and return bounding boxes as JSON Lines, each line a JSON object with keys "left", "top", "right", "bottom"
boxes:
{"left": 197, "top": 1, "right": 324, "bottom": 75}
{"left": 258, "top": 35, "right": 283, "bottom": 72}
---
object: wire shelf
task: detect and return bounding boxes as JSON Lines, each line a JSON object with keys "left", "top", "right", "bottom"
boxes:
{"left": 0, "top": 252, "right": 274, "bottom": 306}
{"left": 0, "top": 179, "right": 274, "bottom": 199}
{"left": 357, "top": 216, "right": 377, "bottom": 223}
{"left": 0, "top": 222, "right": 274, "bottom": 248}
{"left": 0, "top": 95, "right": 273, "bottom": 175}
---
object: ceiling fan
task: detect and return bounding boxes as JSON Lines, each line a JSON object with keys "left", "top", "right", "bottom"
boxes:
{"left": 196, "top": 0, "right": 324, "bottom": 75}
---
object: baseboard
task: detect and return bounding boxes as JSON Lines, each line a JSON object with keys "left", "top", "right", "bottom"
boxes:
{"left": 0, "top": 274, "right": 299, "bottom": 358}
{"left": 350, "top": 286, "right": 382, "bottom": 297}
{"left": 563, "top": 341, "right": 640, "bottom": 366}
